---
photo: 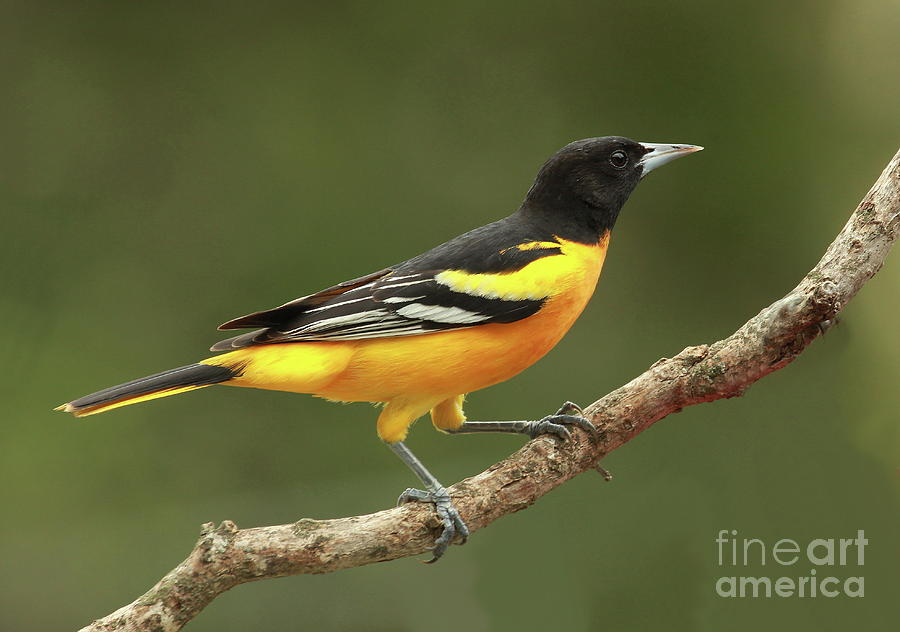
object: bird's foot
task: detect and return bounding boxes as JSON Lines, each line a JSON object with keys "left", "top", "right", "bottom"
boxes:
{"left": 525, "top": 401, "right": 598, "bottom": 442}
{"left": 398, "top": 486, "right": 469, "bottom": 563}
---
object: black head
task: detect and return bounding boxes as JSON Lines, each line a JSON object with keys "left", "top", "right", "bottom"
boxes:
{"left": 520, "top": 136, "right": 702, "bottom": 241}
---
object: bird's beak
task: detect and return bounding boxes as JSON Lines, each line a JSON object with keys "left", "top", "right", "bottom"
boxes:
{"left": 638, "top": 142, "right": 703, "bottom": 177}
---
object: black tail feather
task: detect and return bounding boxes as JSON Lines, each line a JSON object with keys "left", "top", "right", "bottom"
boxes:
{"left": 60, "top": 363, "right": 240, "bottom": 414}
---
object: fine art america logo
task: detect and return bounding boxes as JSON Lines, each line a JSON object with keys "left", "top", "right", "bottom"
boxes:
{"left": 715, "top": 530, "right": 867, "bottom": 598}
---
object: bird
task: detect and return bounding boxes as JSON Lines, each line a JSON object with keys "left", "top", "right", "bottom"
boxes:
{"left": 57, "top": 136, "right": 702, "bottom": 561}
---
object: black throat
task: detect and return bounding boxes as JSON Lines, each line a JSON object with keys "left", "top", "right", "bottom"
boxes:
{"left": 516, "top": 185, "right": 624, "bottom": 244}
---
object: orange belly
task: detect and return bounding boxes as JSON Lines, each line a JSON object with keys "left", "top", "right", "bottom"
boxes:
{"left": 204, "top": 235, "right": 608, "bottom": 440}
{"left": 316, "top": 290, "right": 591, "bottom": 403}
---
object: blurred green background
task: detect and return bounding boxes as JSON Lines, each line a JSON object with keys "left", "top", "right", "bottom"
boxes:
{"left": 1, "top": 1, "right": 897, "bottom": 630}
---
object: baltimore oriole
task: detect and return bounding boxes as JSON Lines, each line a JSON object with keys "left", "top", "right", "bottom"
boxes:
{"left": 57, "top": 136, "right": 702, "bottom": 561}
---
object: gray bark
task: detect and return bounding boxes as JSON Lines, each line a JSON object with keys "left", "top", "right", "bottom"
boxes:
{"left": 80, "top": 148, "right": 900, "bottom": 632}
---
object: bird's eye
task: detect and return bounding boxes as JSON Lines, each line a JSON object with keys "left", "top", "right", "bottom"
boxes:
{"left": 609, "top": 151, "right": 628, "bottom": 169}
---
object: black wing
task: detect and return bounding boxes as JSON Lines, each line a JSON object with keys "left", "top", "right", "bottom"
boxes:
{"left": 216, "top": 268, "right": 394, "bottom": 331}
{"left": 212, "top": 214, "right": 564, "bottom": 351}
{"left": 210, "top": 269, "right": 545, "bottom": 351}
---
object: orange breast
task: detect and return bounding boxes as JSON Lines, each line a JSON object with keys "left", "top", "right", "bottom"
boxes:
{"left": 212, "top": 235, "right": 609, "bottom": 405}
{"left": 316, "top": 235, "right": 609, "bottom": 403}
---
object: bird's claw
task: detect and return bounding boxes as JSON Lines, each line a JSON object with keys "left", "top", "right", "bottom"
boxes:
{"left": 526, "top": 401, "right": 598, "bottom": 442}
{"left": 398, "top": 486, "right": 469, "bottom": 562}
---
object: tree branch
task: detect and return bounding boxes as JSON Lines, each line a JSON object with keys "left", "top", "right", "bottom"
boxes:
{"left": 81, "top": 149, "right": 900, "bottom": 632}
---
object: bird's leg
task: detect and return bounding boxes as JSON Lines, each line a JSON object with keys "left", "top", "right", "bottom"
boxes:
{"left": 387, "top": 441, "right": 469, "bottom": 563}
{"left": 445, "top": 401, "right": 598, "bottom": 442}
